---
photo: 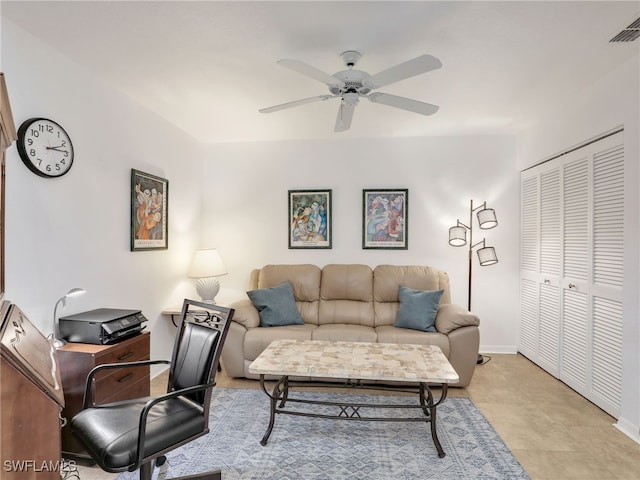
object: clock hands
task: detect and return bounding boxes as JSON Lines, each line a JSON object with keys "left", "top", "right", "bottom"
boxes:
{"left": 46, "top": 145, "right": 69, "bottom": 154}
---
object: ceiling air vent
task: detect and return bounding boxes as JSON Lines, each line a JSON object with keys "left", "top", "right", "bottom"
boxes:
{"left": 609, "top": 14, "right": 640, "bottom": 42}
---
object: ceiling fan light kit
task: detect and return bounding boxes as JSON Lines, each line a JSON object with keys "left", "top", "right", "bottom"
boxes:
{"left": 260, "top": 50, "right": 442, "bottom": 132}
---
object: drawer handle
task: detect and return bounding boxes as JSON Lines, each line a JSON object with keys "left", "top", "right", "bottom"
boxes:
{"left": 118, "top": 372, "right": 135, "bottom": 383}
{"left": 568, "top": 283, "right": 577, "bottom": 289}
{"left": 118, "top": 352, "right": 134, "bottom": 361}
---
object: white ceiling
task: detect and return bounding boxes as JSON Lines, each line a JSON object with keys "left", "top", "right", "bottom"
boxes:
{"left": 3, "top": 1, "right": 639, "bottom": 143}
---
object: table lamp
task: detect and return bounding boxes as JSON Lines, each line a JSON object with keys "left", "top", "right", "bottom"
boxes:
{"left": 187, "top": 248, "right": 228, "bottom": 303}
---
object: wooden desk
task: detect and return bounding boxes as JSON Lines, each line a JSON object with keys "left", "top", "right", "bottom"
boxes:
{"left": 1, "top": 302, "right": 64, "bottom": 479}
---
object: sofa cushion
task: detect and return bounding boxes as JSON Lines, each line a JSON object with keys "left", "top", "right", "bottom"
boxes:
{"left": 319, "top": 264, "right": 375, "bottom": 326}
{"left": 312, "top": 324, "right": 378, "bottom": 343}
{"left": 257, "top": 264, "right": 321, "bottom": 325}
{"left": 394, "top": 286, "right": 444, "bottom": 332}
{"left": 373, "top": 265, "right": 452, "bottom": 327}
{"left": 247, "top": 282, "right": 304, "bottom": 327}
{"left": 244, "top": 324, "right": 316, "bottom": 361}
{"left": 375, "top": 326, "right": 450, "bottom": 357}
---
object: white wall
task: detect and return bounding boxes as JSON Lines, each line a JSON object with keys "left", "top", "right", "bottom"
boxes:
{"left": 1, "top": 20, "right": 205, "bottom": 367}
{"left": 201, "top": 135, "right": 521, "bottom": 354}
{"left": 517, "top": 55, "right": 640, "bottom": 440}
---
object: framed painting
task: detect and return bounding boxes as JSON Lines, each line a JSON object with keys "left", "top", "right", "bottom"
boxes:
{"left": 288, "top": 189, "right": 332, "bottom": 249}
{"left": 362, "top": 188, "right": 408, "bottom": 249}
{"left": 131, "top": 169, "right": 168, "bottom": 251}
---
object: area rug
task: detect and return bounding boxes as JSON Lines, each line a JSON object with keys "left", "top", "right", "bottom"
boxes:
{"left": 115, "top": 387, "right": 530, "bottom": 480}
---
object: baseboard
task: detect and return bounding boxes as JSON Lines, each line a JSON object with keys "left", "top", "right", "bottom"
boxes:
{"left": 614, "top": 418, "right": 640, "bottom": 445}
{"left": 478, "top": 346, "right": 519, "bottom": 354}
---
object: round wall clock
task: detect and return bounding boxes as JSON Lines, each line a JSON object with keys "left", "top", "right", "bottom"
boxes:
{"left": 17, "top": 117, "right": 74, "bottom": 178}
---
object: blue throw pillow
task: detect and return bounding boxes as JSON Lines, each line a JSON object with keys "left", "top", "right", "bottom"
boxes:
{"left": 247, "top": 281, "right": 305, "bottom": 327}
{"left": 394, "top": 286, "right": 444, "bottom": 332}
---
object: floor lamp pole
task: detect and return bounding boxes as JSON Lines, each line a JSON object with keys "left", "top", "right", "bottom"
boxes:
{"left": 468, "top": 199, "right": 474, "bottom": 311}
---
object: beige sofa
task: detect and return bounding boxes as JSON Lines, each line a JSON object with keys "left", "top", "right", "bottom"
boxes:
{"left": 221, "top": 264, "right": 480, "bottom": 387}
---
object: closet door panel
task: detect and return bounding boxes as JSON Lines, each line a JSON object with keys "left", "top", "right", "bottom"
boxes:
{"left": 560, "top": 289, "right": 589, "bottom": 391}
{"left": 562, "top": 156, "right": 589, "bottom": 287}
{"left": 591, "top": 297, "right": 623, "bottom": 415}
{"left": 519, "top": 277, "right": 539, "bottom": 359}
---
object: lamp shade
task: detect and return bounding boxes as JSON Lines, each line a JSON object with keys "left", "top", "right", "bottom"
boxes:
{"left": 477, "top": 207, "right": 498, "bottom": 229}
{"left": 477, "top": 246, "right": 498, "bottom": 266}
{"left": 448, "top": 225, "right": 467, "bottom": 247}
{"left": 187, "top": 249, "right": 227, "bottom": 278}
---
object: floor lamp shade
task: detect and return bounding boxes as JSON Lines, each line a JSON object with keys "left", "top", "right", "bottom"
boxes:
{"left": 477, "top": 207, "right": 498, "bottom": 229}
{"left": 188, "top": 249, "right": 227, "bottom": 303}
{"left": 449, "top": 225, "right": 467, "bottom": 246}
{"left": 477, "top": 246, "right": 498, "bottom": 266}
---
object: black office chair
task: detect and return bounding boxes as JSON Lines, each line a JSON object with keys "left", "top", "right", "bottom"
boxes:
{"left": 71, "top": 299, "right": 234, "bottom": 480}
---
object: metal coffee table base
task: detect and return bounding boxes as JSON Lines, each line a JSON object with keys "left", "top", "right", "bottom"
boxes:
{"left": 258, "top": 375, "right": 449, "bottom": 458}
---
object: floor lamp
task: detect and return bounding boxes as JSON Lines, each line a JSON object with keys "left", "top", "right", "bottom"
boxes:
{"left": 449, "top": 200, "right": 498, "bottom": 364}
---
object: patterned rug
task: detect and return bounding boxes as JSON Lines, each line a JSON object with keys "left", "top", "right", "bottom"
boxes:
{"left": 115, "top": 387, "right": 530, "bottom": 480}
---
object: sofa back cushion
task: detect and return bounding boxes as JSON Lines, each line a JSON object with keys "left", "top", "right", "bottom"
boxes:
{"left": 319, "top": 264, "right": 375, "bottom": 326}
{"left": 373, "top": 265, "right": 451, "bottom": 327}
{"left": 255, "top": 264, "right": 321, "bottom": 325}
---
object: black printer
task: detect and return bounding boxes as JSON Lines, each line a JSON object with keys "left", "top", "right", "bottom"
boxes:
{"left": 59, "top": 308, "right": 148, "bottom": 345}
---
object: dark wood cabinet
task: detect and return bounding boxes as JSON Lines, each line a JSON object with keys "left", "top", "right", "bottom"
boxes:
{"left": 57, "top": 332, "right": 150, "bottom": 458}
{"left": 1, "top": 302, "right": 64, "bottom": 480}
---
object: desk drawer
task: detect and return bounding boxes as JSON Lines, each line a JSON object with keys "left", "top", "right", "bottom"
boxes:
{"left": 98, "top": 374, "right": 150, "bottom": 405}
{"left": 93, "top": 334, "right": 150, "bottom": 381}
{"left": 94, "top": 365, "right": 150, "bottom": 404}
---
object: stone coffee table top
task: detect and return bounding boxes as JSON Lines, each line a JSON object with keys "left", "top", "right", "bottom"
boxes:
{"left": 249, "top": 339, "right": 459, "bottom": 384}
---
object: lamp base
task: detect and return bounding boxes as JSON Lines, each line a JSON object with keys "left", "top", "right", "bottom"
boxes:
{"left": 195, "top": 277, "right": 221, "bottom": 304}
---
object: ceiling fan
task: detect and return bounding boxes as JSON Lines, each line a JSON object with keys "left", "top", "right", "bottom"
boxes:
{"left": 259, "top": 50, "right": 442, "bottom": 132}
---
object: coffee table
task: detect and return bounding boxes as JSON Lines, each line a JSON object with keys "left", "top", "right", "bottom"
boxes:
{"left": 248, "top": 339, "right": 459, "bottom": 457}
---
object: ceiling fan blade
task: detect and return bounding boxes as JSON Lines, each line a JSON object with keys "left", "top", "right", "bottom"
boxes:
{"left": 334, "top": 101, "right": 356, "bottom": 132}
{"left": 277, "top": 59, "right": 345, "bottom": 88}
{"left": 259, "top": 95, "right": 337, "bottom": 113}
{"left": 367, "top": 92, "right": 439, "bottom": 116}
{"left": 365, "top": 54, "right": 442, "bottom": 89}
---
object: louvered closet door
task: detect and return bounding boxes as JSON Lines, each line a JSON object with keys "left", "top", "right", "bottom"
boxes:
{"left": 519, "top": 131, "right": 624, "bottom": 419}
{"left": 538, "top": 168, "right": 561, "bottom": 375}
{"left": 560, "top": 153, "right": 590, "bottom": 392}
{"left": 590, "top": 135, "right": 624, "bottom": 416}
{"left": 519, "top": 173, "right": 539, "bottom": 360}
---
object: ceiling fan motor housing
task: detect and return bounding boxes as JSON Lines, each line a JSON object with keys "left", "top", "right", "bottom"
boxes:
{"left": 329, "top": 69, "right": 372, "bottom": 95}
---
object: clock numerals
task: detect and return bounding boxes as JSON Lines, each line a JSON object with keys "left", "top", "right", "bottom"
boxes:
{"left": 17, "top": 118, "right": 75, "bottom": 178}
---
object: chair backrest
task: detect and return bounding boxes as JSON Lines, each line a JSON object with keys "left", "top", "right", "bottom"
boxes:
{"left": 167, "top": 300, "right": 233, "bottom": 406}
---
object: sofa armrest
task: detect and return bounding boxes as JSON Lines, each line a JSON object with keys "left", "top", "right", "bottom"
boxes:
{"left": 435, "top": 304, "right": 480, "bottom": 334}
{"left": 228, "top": 297, "right": 260, "bottom": 329}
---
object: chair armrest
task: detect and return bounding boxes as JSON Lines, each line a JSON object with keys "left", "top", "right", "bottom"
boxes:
{"left": 82, "top": 359, "right": 171, "bottom": 409}
{"left": 228, "top": 297, "right": 260, "bottom": 329}
{"left": 133, "top": 381, "right": 216, "bottom": 470}
{"left": 435, "top": 304, "right": 480, "bottom": 334}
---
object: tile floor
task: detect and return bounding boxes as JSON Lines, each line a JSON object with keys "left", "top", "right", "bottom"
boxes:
{"left": 72, "top": 354, "right": 640, "bottom": 480}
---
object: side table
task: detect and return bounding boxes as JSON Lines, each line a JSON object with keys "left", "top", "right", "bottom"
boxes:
{"left": 57, "top": 332, "right": 150, "bottom": 459}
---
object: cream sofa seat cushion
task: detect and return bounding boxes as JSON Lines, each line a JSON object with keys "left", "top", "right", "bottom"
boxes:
{"left": 244, "top": 324, "right": 316, "bottom": 361}
{"left": 312, "top": 324, "right": 377, "bottom": 343}
{"left": 375, "top": 325, "right": 450, "bottom": 357}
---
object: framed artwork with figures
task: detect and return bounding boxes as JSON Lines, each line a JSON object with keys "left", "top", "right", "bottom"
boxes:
{"left": 131, "top": 169, "right": 168, "bottom": 251}
{"left": 288, "top": 189, "right": 332, "bottom": 249}
{"left": 362, "top": 188, "right": 408, "bottom": 250}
